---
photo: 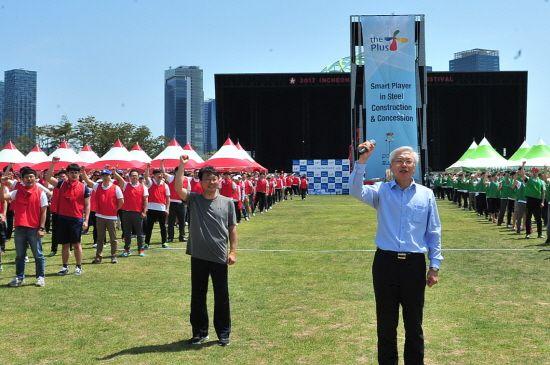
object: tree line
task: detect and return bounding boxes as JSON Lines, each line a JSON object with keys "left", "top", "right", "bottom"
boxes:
{"left": 13, "top": 116, "right": 167, "bottom": 157}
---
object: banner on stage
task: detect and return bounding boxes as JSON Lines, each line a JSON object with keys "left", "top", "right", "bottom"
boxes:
{"left": 360, "top": 15, "right": 420, "bottom": 180}
{"left": 292, "top": 159, "right": 350, "bottom": 195}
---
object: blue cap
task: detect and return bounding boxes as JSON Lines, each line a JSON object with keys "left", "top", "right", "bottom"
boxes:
{"left": 100, "top": 169, "right": 112, "bottom": 175}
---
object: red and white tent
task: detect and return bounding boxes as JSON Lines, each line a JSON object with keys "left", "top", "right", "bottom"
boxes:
{"left": 129, "top": 143, "right": 152, "bottom": 164}
{"left": 87, "top": 139, "right": 144, "bottom": 170}
{"left": 235, "top": 142, "right": 267, "bottom": 172}
{"left": 151, "top": 139, "right": 203, "bottom": 170}
{"left": 33, "top": 141, "right": 79, "bottom": 170}
{"left": 0, "top": 141, "right": 27, "bottom": 170}
{"left": 25, "top": 144, "right": 50, "bottom": 165}
{"left": 77, "top": 144, "right": 100, "bottom": 166}
{"left": 204, "top": 138, "right": 256, "bottom": 172}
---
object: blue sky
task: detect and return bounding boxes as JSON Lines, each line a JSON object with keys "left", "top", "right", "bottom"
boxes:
{"left": 1, "top": 0, "right": 548, "bottom": 146}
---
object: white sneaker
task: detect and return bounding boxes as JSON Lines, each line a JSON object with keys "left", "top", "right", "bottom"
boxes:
{"left": 74, "top": 266, "right": 83, "bottom": 276}
{"left": 8, "top": 277, "right": 24, "bottom": 287}
{"left": 24, "top": 256, "right": 29, "bottom": 263}
{"left": 36, "top": 276, "right": 45, "bottom": 287}
{"left": 58, "top": 267, "right": 69, "bottom": 276}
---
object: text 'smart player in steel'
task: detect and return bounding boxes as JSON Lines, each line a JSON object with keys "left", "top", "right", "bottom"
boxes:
{"left": 350, "top": 140, "right": 443, "bottom": 365}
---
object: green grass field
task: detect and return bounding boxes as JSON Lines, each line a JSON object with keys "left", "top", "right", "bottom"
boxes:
{"left": 0, "top": 196, "right": 549, "bottom": 365}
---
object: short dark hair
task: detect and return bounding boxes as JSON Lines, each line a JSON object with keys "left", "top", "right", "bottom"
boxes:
{"left": 129, "top": 169, "right": 140, "bottom": 175}
{"left": 56, "top": 169, "right": 67, "bottom": 176}
{"left": 152, "top": 168, "right": 162, "bottom": 175}
{"left": 67, "top": 163, "right": 81, "bottom": 172}
{"left": 198, "top": 166, "right": 219, "bottom": 181}
{"left": 20, "top": 167, "right": 37, "bottom": 178}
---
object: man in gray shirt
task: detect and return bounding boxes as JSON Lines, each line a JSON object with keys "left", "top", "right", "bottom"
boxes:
{"left": 175, "top": 156, "right": 237, "bottom": 347}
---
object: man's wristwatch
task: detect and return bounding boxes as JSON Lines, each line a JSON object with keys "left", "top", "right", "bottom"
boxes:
{"left": 39, "top": 227, "right": 46, "bottom": 232}
{"left": 429, "top": 267, "right": 439, "bottom": 272}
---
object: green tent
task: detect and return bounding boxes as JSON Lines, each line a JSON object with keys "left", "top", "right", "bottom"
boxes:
{"left": 522, "top": 139, "right": 550, "bottom": 168}
{"left": 445, "top": 140, "right": 477, "bottom": 172}
{"left": 461, "top": 137, "right": 508, "bottom": 171}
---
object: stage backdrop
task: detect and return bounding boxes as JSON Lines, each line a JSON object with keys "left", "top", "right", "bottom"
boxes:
{"left": 360, "top": 15, "right": 420, "bottom": 180}
{"left": 292, "top": 159, "right": 350, "bottom": 195}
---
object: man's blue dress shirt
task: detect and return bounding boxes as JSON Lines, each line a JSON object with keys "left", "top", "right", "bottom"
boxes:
{"left": 350, "top": 162, "right": 443, "bottom": 269}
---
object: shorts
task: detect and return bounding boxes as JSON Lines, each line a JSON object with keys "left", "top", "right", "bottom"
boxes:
{"left": 56, "top": 215, "right": 84, "bottom": 244}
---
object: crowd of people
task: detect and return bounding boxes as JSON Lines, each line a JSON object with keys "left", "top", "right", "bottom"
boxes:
{"left": 0, "top": 158, "right": 310, "bottom": 287}
{"left": 431, "top": 162, "right": 549, "bottom": 242}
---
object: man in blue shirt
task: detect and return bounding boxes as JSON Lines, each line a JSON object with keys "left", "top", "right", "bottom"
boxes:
{"left": 350, "top": 141, "right": 443, "bottom": 365}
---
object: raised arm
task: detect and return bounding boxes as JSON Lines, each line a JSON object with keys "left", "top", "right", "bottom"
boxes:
{"left": 45, "top": 157, "right": 60, "bottom": 186}
{"left": 112, "top": 169, "right": 126, "bottom": 188}
{"left": 174, "top": 155, "right": 189, "bottom": 202}
{"left": 80, "top": 168, "right": 95, "bottom": 188}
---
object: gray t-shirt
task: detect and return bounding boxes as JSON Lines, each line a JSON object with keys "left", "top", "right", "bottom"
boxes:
{"left": 187, "top": 192, "right": 236, "bottom": 264}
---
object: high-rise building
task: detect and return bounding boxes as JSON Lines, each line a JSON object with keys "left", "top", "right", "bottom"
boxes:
{"left": 1, "top": 69, "right": 37, "bottom": 146}
{"left": 202, "top": 99, "right": 217, "bottom": 152}
{"left": 165, "top": 72, "right": 191, "bottom": 146}
{"left": 449, "top": 49, "right": 499, "bottom": 72}
{"left": 0, "top": 81, "right": 4, "bottom": 134}
{"left": 164, "top": 66, "right": 204, "bottom": 152}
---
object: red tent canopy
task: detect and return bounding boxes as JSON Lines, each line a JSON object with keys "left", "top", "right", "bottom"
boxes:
{"left": 204, "top": 138, "right": 256, "bottom": 172}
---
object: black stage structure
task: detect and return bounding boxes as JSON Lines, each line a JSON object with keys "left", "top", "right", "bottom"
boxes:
{"left": 215, "top": 71, "right": 527, "bottom": 172}
{"left": 214, "top": 73, "right": 351, "bottom": 172}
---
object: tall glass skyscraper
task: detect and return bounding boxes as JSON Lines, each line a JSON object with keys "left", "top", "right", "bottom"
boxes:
{"left": 164, "top": 66, "right": 204, "bottom": 152}
{"left": 0, "top": 81, "right": 4, "bottom": 137}
{"left": 165, "top": 73, "right": 191, "bottom": 146}
{"left": 1, "top": 69, "right": 37, "bottom": 145}
{"left": 202, "top": 99, "right": 217, "bottom": 153}
{"left": 449, "top": 49, "right": 499, "bottom": 72}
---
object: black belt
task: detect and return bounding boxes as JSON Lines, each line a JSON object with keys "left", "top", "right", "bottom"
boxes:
{"left": 376, "top": 248, "right": 424, "bottom": 260}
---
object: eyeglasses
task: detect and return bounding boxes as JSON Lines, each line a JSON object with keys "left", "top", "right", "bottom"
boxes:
{"left": 392, "top": 159, "right": 415, "bottom": 166}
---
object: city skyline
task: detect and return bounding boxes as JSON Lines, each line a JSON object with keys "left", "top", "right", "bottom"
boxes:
{"left": 0, "top": 1, "right": 548, "bottom": 145}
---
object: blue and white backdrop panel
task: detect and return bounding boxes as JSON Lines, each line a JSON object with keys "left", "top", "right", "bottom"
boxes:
{"left": 291, "top": 159, "right": 350, "bottom": 195}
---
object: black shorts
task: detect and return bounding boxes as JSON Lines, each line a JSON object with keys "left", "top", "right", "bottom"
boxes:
{"left": 56, "top": 215, "right": 84, "bottom": 244}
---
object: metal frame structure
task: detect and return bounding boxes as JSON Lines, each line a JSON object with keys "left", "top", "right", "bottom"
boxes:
{"left": 350, "top": 15, "right": 428, "bottom": 184}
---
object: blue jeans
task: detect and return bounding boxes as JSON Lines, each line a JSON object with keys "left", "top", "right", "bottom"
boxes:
{"left": 14, "top": 227, "right": 45, "bottom": 279}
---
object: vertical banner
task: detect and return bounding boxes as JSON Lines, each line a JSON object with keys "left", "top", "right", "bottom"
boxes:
{"left": 360, "top": 15, "right": 420, "bottom": 180}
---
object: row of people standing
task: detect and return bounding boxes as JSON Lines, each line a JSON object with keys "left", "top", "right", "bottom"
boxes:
{"left": 432, "top": 163, "right": 549, "bottom": 242}
{"left": 0, "top": 159, "right": 309, "bottom": 287}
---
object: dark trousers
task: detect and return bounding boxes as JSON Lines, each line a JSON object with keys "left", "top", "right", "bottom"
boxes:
{"left": 50, "top": 213, "right": 58, "bottom": 253}
{"left": 275, "top": 189, "right": 283, "bottom": 202}
{"left": 190, "top": 257, "right": 231, "bottom": 339}
{"left": 497, "top": 199, "right": 514, "bottom": 226}
{"left": 145, "top": 209, "right": 167, "bottom": 244}
{"left": 6, "top": 209, "right": 13, "bottom": 240}
{"left": 300, "top": 188, "right": 307, "bottom": 200}
{"left": 253, "top": 192, "right": 267, "bottom": 213}
{"left": 233, "top": 201, "right": 241, "bottom": 223}
{"left": 167, "top": 201, "right": 187, "bottom": 240}
{"left": 373, "top": 249, "right": 426, "bottom": 365}
{"left": 542, "top": 199, "right": 548, "bottom": 227}
{"left": 121, "top": 210, "right": 144, "bottom": 251}
{"left": 45, "top": 207, "right": 51, "bottom": 233}
{"left": 476, "top": 193, "right": 487, "bottom": 216}
{"left": 0, "top": 220, "right": 6, "bottom": 252}
{"left": 525, "top": 197, "right": 543, "bottom": 236}
{"left": 88, "top": 211, "right": 98, "bottom": 244}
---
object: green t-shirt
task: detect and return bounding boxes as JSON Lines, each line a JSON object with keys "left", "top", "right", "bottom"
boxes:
{"left": 524, "top": 177, "right": 546, "bottom": 199}
{"left": 486, "top": 181, "right": 500, "bottom": 198}
{"left": 500, "top": 177, "right": 513, "bottom": 199}
{"left": 515, "top": 180, "right": 526, "bottom": 202}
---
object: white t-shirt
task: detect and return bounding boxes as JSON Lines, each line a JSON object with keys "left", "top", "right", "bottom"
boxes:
{"left": 10, "top": 190, "right": 49, "bottom": 207}
{"left": 92, "top": 182, "right": 124, "bottom": 220}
